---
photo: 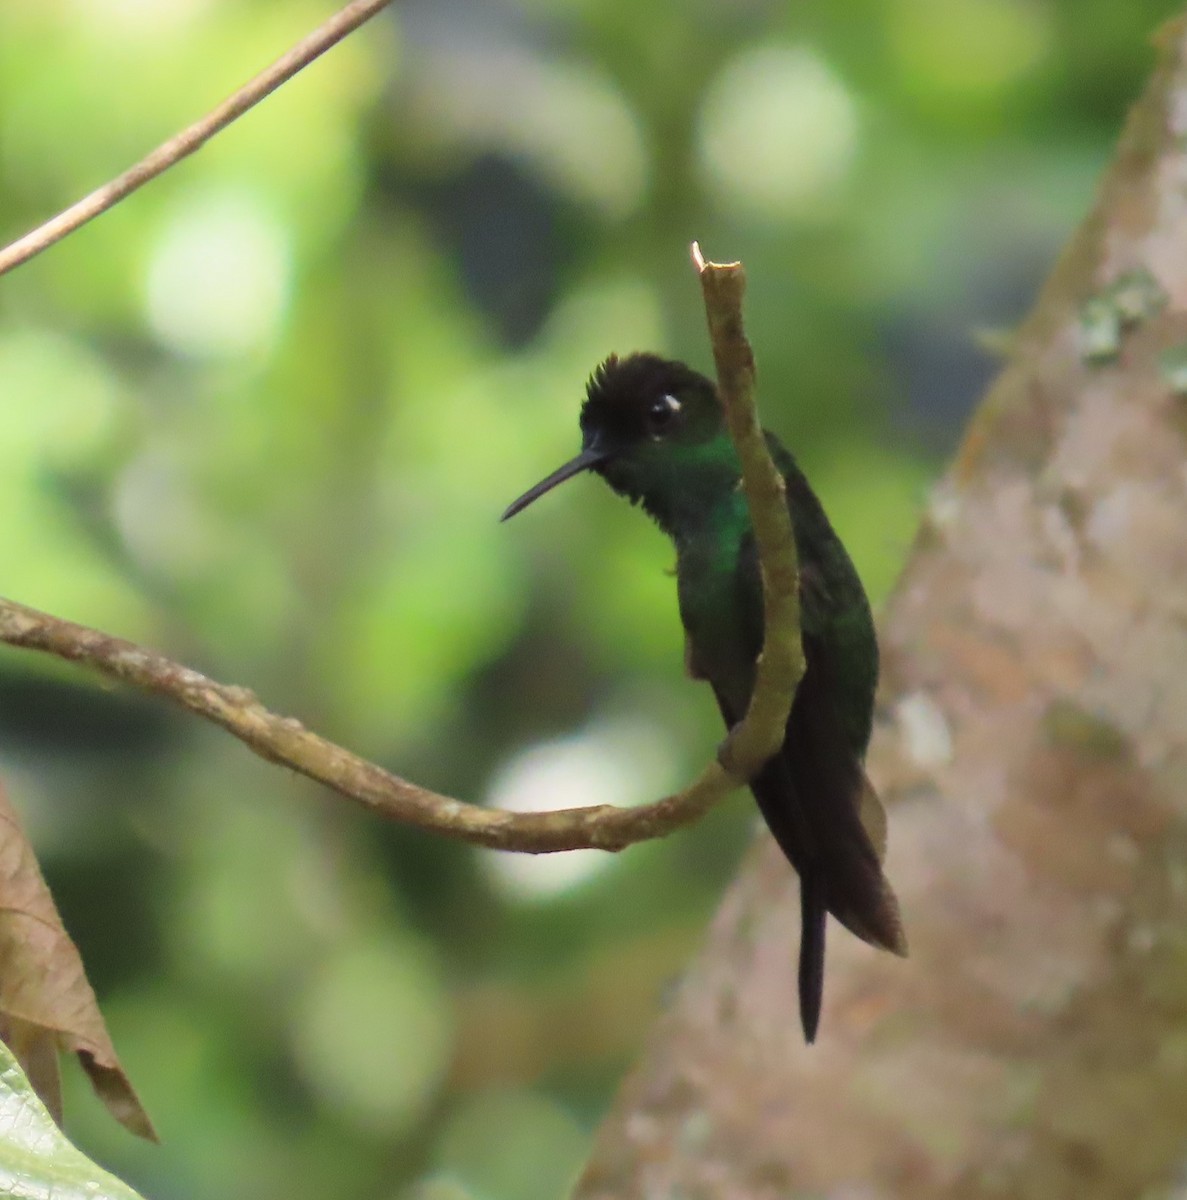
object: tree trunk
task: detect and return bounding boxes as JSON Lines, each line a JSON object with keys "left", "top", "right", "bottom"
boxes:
{"left": 576, "top": 15, "right": 1187, "bottom": 1200}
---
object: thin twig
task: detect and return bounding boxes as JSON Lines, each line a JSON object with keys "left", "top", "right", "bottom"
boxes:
{"left": 0, "top": 0, "right": 393, "bottom": 280}
{"left": 692, "top": 243, "right": 804, "bottom": 771}
{"left": 0, "top": 247, "right": 801, "bottom": 854}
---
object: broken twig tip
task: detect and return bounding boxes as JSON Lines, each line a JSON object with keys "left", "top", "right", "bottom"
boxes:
{"left": 689, "top": 242, "right": 743, "bottom": 280}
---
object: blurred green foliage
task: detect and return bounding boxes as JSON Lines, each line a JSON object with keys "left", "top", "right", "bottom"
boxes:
{"left": 0, "top": 0, "right": 1177, "bottom": 1196}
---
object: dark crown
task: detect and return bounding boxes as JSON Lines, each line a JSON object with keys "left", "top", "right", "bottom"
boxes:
{"left": 581, "top": 353, "right": 713, "bottom": 435}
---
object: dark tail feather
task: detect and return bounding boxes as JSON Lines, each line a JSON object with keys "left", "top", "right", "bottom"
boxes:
{"left": 798, "top": 870, "right": 827, "bottom": 1042}
{"left": 831, "top": 866, "right": 908, "bottom": 958}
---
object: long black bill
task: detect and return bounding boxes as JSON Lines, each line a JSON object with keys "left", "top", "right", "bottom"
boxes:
{"left": 501, "top": 446, "right": 610, "bottom": 521}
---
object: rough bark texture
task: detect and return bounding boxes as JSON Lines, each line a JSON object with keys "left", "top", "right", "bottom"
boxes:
{"left": 575, "top": 16, "right": 1187, "bottom": 1200}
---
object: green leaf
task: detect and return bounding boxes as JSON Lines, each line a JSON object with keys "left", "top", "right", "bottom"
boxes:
{"left": 0, "top": 1039, "right": 148, "bottom": 1200}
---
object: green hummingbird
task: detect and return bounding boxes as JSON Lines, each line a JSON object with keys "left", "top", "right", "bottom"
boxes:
{"left": 503, "top": 353, "right": 906, "bottom": 1042}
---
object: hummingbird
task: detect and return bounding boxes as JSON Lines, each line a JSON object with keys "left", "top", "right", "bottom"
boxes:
{"left": 502, "top": 352, "right": 906, "bottom": 1042}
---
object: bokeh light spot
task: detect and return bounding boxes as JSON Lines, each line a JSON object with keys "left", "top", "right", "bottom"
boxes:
{"left": 430, "top": 1088, "right": 588, "bottom": 1200}
{"left": 482, "top": 716, "right": 678, "bottom": 900}
{"left": 0, "top": 327, "right": 120, "bottom": 463}
{"left": 292, "top": 935, "right": 454, "bottom": 1136}
{"left": 697, "top": 44, "right": 860, "bottom": 220}
{"left": 68, "top": 0, "right": 212, "bottom": 40}
{"left": 890, "top": 0, "right": 1053, "bottom": 96}
{"left": 408, "top": 48, "right": 650, "bottom": 219}
{"left": 112, "top": 448, "right": 223, "bottom": 584}
{"left": 145, "top": 189, "right": 292, "bottom": 358}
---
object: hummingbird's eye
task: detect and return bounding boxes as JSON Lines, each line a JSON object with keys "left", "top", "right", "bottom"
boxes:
{"left": 645, "top": 394, "right": 681, "bottom": 437}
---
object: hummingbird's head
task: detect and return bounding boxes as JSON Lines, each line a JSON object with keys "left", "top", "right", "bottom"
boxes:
{"left": 502, "top": 353, "right": 729, "bottom": 522}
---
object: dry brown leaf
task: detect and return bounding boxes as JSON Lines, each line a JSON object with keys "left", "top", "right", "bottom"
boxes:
{"left": 0, "top": 780, "right": 156, "bottom": 1141}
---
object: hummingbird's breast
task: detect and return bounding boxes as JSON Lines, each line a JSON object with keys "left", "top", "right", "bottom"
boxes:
{"left": 673, "top": 504, "right": 758, "bottom": 710}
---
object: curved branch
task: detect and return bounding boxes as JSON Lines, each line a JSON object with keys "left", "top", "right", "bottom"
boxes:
{"left": 0, "top": 592, "right": 726, "bottom": 851}
{"left": 0, "top": 0, "right": 393, "bottom": 280}
{"left": 0, "top": 248, "right": 801, "bottom": 855}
